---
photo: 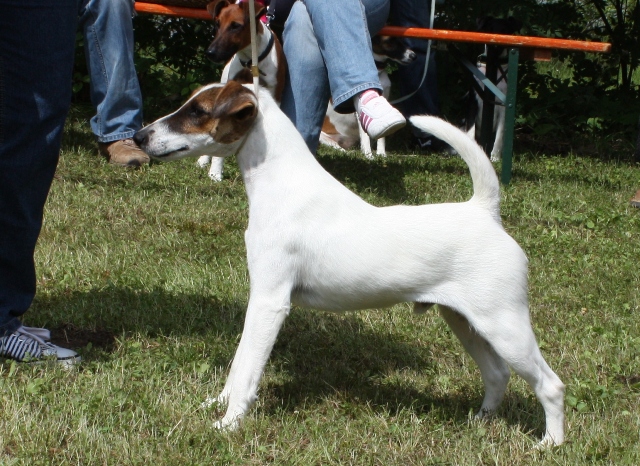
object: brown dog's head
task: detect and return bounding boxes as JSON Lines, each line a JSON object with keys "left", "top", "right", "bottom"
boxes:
{"left": 134, "top": 81, "right": 258, "bottom": 161}
{"left": 205, "top": 0, "right": 267, "bottom": 63}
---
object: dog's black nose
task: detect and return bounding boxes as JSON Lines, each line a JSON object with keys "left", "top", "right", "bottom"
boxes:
{"left": 133, "top": 128, "right": 152, "bottom": 148}
{"left": 205, "top": 48, "right": 220, "bottom": 63}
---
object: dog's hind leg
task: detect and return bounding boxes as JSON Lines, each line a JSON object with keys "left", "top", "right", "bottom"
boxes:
{"left": 461, "top": 306, "right": 565, "bottom": 445}
{"left": 439, "top": 306, "right": 511, "bottom": 417}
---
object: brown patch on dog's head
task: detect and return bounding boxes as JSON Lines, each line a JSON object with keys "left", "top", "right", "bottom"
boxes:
{"left": 205, "top": 0, "right": 266, "bottom": 63}
{"left": 166, "top": 82, "right": 257, "bottom": 144}
{"left": 210, "top": 81, "right": 258, "bottom": 143}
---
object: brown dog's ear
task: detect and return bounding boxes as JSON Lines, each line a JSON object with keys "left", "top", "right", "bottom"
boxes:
{"left": 207, "top": 0, "right": 230, "bottom": 19}
{"left": 212, "top": 81, "right": 258, "bottom": 143}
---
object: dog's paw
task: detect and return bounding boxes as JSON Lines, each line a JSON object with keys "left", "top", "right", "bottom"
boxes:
{"left": 197, "top": 155, "right": 212, "bottom": 168}
{"left": 213, "top": 413, "right": 241, "bottom": 431}
{"left": 536, "top": 434, "right": 563, "bottom": 449}
{"left": 474, "top": 407, "right": 495, "bottom": 419}
{"left": 208, "top": 171, "right": 223, "bottom": 182}
{"left": 490, "top": 151, "right": 502, "bottom": 163}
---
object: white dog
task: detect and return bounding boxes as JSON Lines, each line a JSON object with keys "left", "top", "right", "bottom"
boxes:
{"left": 134, "top": 81, "right": 565, "bottom": 446}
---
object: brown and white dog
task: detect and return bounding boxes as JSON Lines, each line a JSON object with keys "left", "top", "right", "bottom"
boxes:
{"left": 134, "top": 81, "right": 565, "bottom": 446}
{"left": 319, "top": 36, "right": 416, "bottom": 159}
{"left": 197, "top": 0, "right": 286, "bottom": 180}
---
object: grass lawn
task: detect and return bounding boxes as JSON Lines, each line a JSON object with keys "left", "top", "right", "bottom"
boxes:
{"left": 1, "top": 104, "right": 639, "bottom": 465}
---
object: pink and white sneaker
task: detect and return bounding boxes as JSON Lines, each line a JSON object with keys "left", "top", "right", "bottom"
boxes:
{"left": 356, "top": 90, "right": 406, "bottom": 140}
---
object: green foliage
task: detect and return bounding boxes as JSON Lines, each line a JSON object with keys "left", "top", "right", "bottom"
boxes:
{"left": 435, "top": 0, "right": 640, "bottom": 151}
{"left": 133, "top": 15, "right": 223, "bottom": 116}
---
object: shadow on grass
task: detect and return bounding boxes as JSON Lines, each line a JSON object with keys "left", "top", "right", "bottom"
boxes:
{"left": 35, "top": 286, "right": 544, "bottom": 437}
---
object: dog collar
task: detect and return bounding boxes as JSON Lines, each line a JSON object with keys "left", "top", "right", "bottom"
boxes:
{"left": 239, "top": 27, "right": 275, "bottom": 74}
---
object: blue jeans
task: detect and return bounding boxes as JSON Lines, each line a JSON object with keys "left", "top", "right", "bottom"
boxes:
{"left": 281, "top": 0, "right": 390, "bottom": 152}
{"left": 79, "top": 0, "right": 143, "bottom": 143}
{"left": 0, "top": 0, "right": 78, "bottom": 336}
{"left": 389, "top": 0, "right": 440, "bottom": 137}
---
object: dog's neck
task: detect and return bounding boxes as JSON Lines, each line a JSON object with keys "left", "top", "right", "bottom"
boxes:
{"left": 236, "top": 89, "right": 321, "bottom": 202}
{"left": 236, "top": 25, "right": 274, "bottom": 67}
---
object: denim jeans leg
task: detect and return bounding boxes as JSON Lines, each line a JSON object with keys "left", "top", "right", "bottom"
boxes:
{"left": 304, "top": 0, "right": 389, "bottom": 113}
{"left": 389, "top": 0, "right": 440, "bottom": 128}
{"left": 281, "top": 0, "right": 390, "bottom": 153}
{"left": 79, "top": 0, "right": 143, "bottom": 143}
{"left": 281, "top": 1, "right": 332, "bottom": 153}
{"left": 0, "top": 1, "right": 78, "bottom": 336}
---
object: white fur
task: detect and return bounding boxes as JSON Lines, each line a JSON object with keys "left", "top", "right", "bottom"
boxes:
{"left": 137, "top": 84, "right": 565, "bottom": 446}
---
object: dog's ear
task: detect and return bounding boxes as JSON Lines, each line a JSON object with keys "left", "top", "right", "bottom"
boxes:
{"left": 207, "top": 0, "right": 230, "bottom": 19}
{"left": 211, "top": 82, "right": 258, "bottom": 143}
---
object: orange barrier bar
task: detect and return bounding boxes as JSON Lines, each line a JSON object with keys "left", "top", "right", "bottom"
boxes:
{"left": 135, "top": 2, "right": 211, "bottom": 20}
{"left": 379, "top": 26, "right": 612, "bottom": 53}
{"left": 134, "top": 2, "right": 611, "bottom": 54}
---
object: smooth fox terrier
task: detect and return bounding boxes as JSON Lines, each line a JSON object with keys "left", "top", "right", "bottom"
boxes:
{"left": 134, "top": 81, "right": 565, "bottom": 446}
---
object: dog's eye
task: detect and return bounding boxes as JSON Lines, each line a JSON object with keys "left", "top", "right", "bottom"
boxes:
{"left": 190, "top": 105, "right": 208, "bottom": 118}
{"left": 229, "top": 21, "right": 243, "bottom": 31}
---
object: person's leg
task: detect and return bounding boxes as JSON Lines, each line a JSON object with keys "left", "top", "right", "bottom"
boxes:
{"left": 303, "top": 0, "right": 389, "bottom": 113}
{"left": 389, "top": 0, "right": 440, "bottom": 142}
{"left": 281, "top": 0, "right": 403, "bottom": 152}
{"left": 79, "top": 0, "right": 148, "bottom": 166}
{"left": 0, "top": 0, "right": 77, "bottom": 334}
{"left": 280, "top": 1, "right": 331, "bottom": 152}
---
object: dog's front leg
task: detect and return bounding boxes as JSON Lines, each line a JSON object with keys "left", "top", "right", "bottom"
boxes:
{"left": 213, "top": 294, "right": 291, "bottom": 430}
{"left": 197, "top": 154, "right": 212, "bottom": 168}
{"left": 208, "top": 156, "right": 225, "bottom": 181}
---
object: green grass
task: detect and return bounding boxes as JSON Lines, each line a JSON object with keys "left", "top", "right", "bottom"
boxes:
{"left": 1, "top": 105, "right": 639, "bottom": 464}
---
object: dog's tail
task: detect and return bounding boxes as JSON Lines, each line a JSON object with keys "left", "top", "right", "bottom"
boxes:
{"left": 409, "top": 115, "right": 500, "bottom": 217}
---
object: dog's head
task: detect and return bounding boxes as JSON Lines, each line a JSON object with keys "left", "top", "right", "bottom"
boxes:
{"left": 205, "top": 0, "right": 267, "bottom": 63}
{"left": 371, "top": 35, "right": 417, "bottom": 66}
{"left": 134, "top": 81, "right": 258, "bottom": 161}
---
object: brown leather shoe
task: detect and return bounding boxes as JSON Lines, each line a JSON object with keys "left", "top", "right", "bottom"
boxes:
{"left": 631, "top": 190, "right": 640, "bottom": 208}
{"left": 98, "top": 138, "right": 150, "bottom": 167}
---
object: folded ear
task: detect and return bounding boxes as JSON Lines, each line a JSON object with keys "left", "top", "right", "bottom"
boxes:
{"left": 212, "top": 82, "right": 258, "bottom": 144}
{"left": 207, "top": 0, "right": 230, "bottom": 19}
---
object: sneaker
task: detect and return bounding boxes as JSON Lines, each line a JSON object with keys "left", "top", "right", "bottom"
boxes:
{"left": 0, "top": 326, "right": 80, "bottom": 366}
{"left": 98, "top": 138, "right": 150, "bottom": 167}
{"left": 631, "top": 190, "right": 640, "bottom": 208}
{"left": 356, "top": 90, "right": 406, "bottom": 140}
